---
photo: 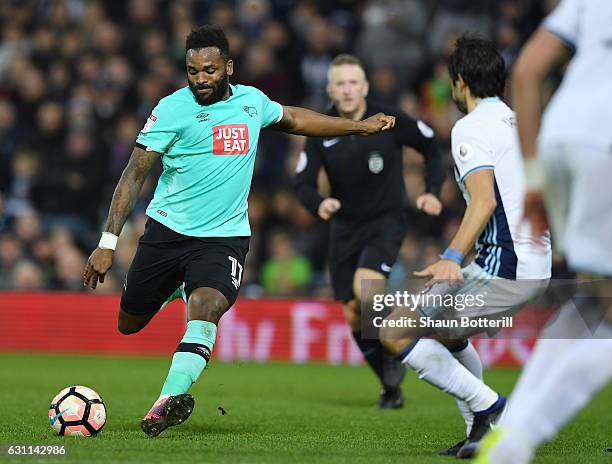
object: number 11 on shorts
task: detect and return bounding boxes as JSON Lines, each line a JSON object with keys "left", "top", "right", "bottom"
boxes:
{"left": 228, "top": 256, "right": 243, "bottom": 290}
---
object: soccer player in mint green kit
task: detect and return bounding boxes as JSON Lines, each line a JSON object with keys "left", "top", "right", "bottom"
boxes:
{"left": 82, "top": 25, "right": 395, "bottom": 437}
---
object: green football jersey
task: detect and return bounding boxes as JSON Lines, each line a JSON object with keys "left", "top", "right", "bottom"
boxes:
{"left": 136, "top": 84, "right": 283, "bottom": 237}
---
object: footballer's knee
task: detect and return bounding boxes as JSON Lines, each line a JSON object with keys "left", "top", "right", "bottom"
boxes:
{"left": 188, "top": 287, "right": 229, "bottom": 324}
{"left": 342, "top": 299, "right": 361, "bottom": 331}
{"left": 117, "top": 308, "right": 153, "bottom": 335}
{"left": 118, "top": 323, "right": 141, "bottom": 335}
{"left": 380, "top": 328, "right": 415, "bottom": 355}
{"left": 353, "top": 267, "right": 385, "bottom": 303}
{"left": 379, "top": 310, "right": 421, "bottom": 355}
{"left": 438, "top": 337, "right": 468, "bottom": 352}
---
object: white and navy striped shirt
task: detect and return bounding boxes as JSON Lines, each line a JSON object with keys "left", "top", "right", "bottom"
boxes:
{"left": 451, "top": 98, "right": 551, "bottom": 279}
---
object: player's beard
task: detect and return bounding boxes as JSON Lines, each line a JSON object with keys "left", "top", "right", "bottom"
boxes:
{"left": 451, "top": 86, "right": 468, "bottom": 113}
{"left": 189, "top": 73, "right": 229, "bottom": 105}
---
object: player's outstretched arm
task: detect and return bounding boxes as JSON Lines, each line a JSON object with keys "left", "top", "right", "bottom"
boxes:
{"left": 415, "top": 170, "right": 496, "bottom": 283}
{"left": 83, "top": 147, "right": 158, "bottom": 290}
{"left": 272, "top": 106, "right": 395, "bottom": 137}
{"left": 447, "top": 170, "right": 497, "bottom": 255}
{"left": 513, "top": 28, "right": 571, "bottom": 159}
{"left": 513, "top": 28, "right": 570, "bottom": 236}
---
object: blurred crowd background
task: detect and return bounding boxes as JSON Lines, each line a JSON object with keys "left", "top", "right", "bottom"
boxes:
{"left": 0, "top": 0, "right": 561, "bottom": 296}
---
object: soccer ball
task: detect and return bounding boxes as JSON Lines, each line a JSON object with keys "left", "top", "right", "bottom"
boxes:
{"left": 48, "top": 386, "right": 106, "bottom": 437}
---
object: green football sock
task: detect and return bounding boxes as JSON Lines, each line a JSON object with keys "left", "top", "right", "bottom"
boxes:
{"left": 159, "top": 320, "right": 217, "bottom": 397}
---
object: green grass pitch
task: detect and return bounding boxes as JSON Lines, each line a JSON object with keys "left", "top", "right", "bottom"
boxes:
{"left": 0, "top": 354, "right": 610, "bottom": 463}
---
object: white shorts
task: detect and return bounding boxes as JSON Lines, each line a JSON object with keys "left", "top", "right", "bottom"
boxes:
{"left": 417, "top": 262, "right": 549, "bottom": 338}
{"left": 539, "top": 142, "right": 612, "bottom": 275}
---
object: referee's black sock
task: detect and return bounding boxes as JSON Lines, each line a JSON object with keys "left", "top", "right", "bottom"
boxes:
{"left": 351, "top": 330, "right": 387, "bottom": 387}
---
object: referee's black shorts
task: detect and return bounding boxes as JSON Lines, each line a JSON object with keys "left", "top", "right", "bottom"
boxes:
{"left": 120, "top": 218, "right": 249, "bottom": 315}
{"left": 329, "top": 211, "right": 407, "bottom": 302}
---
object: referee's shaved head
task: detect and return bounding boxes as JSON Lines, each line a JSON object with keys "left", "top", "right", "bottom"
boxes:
{"left": 327, "top": 54, "right": 369, "bottom": 119}
{"left": 327, "top": 54, "right": 366, "bottom": 82}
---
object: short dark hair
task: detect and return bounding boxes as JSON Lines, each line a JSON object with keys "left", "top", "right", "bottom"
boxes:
{"left": 448, "top": 36, "right": 506, "bottom": 98}
{"left": 185, "top": 25, "right": 230, "bottom": 60}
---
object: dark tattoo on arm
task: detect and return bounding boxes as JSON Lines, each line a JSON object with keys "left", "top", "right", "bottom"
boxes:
{"left": 104, "top": 147, "right": 158, "bottom": 235}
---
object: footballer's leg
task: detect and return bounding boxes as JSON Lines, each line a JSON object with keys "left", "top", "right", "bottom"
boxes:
{"left": 477, "top": 145, "right": 612, "bottom": 462}
{"left": 330, "top": 230, "right": 401, "bottom": 408}
{"left": 437, "top": 337, "right": 484, "bottom": 455}
{"left": 476, "top": 286, "right": 612, "bottom": 464}
{"left": 355, "top": 214, "right": 408, "bottom": 409}
{"left": 382, "top": 336, "right": 505, "bottom": 459}
{"left": 117, "top": 310, "right": 159, "bottom": 336}
{"left": 477, "top": 338, "right": 612, "bottom": 464}
{"left": 141, "top": 287, "right": 228, "bottom": 437}
{"left": 353, "top": 267, "right": 406, "bottom": 409}
{"left": 380, "top": 277, "right": 510, "bottom": 457}
{"left": 118, "top": 285, "right": 186, "bottom": 335}
{"left": 141, "top": 236, "right": 248, "bottom": 437}
{"left": 118, "top": 219, "right": 185, "bottom": 335}
{"left": 380, "top": 312, "right": 505, "bottom": 452}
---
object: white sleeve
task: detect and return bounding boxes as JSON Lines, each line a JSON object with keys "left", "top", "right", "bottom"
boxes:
{"left": 543, "top": 0, "right": 580, "bottom": 50}
{"left": 451, "top": 123, "right": 494, "bottom": 181}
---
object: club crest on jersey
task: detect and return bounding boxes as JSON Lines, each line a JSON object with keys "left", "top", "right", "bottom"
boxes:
{"left": 213, "top": 124, "right": 250, "bottom": 155}
{"left": 502, "top": 115, "right": 517, "bottom": 127}
{"left": 243, "top": 106, "right": 258, "bottom": 117}
{"left": 456, "top": 142, "right": 473, "bottom": 162}
{"left": 368, "top": 153, "right": 384, "bottom": 174}
{"left": 141, "top": 113, "right": 157, "bottom": 133}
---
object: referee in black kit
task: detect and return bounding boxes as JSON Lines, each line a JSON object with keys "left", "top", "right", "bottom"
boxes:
{"left": 294, "top": 54, "right": 445, "bottom": 408}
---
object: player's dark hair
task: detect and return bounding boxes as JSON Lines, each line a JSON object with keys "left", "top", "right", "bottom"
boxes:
{"left": 185, "top": 25, "right": 230, "bottom": 60}
{"left": 448, "top": 35, "right": 506, "bottom": 98}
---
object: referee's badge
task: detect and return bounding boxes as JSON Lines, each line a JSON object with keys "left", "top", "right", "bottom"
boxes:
{"left": 368, "top": 153, "right": 384, "bottom": 174}
{"left": 456, "top": 142, "right": 473, "bottom": 162}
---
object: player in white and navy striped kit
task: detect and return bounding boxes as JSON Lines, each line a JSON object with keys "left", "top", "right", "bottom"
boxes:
{"left": 379, "top": 37, "right": 551, "bottom": 459}
{"left": 452, "top": 96, "right": 551, "bottom": 282}
{"left": 476, "top": 1, "right": 612, "bottom": 462}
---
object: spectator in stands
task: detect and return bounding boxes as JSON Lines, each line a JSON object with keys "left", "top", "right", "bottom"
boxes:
{"left": 11, "top": 259, "right": 45, "bottom": 290}
{"left": 356, "top": 0, "right": 428, "bottom": 87}
{"left": 14, "top": 209, "right": 43, "bottom": 252}
{"left": 427, "top": 0, "right": 493, "bottom": 57}
{"left": 0, "top": 233, "right": 23, "bottom": 289}
{"left": 54, "top": 246, "right": 87, "bottom": 291}
{"left": 33, "top": 130, "right": 106, "bottom": 241}
{"left": 261, "top": 231, "right": 313, "bottom": 296}
{"left": 3, "top": 148, "right": 40, "bottom": 221}
{"left": 0, "top": 100, "right": 18, "bottom": 161}
{"left": 300, "top": 17, "right": 336, "bottom": 110}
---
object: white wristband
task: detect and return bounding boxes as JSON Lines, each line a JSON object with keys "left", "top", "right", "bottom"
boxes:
{"left": 524, "top": 156, "right": 546, "bottom": 191}
{"left": 98, "top": 232, "right": 118, "bottom": 251}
